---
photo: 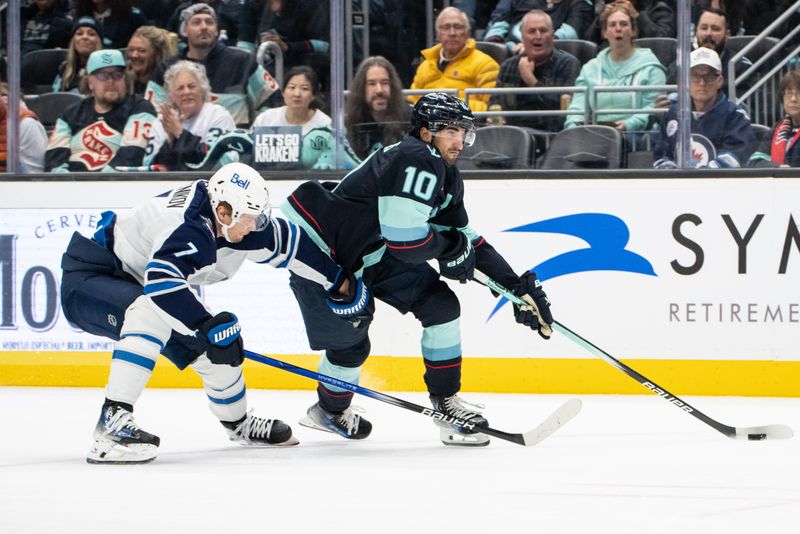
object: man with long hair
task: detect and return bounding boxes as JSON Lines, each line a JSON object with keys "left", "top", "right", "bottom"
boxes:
{"left": 345, "top": 56, "right": 411, "bottom": 160}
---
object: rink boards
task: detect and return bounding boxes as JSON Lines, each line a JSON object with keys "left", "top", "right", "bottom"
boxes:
{"left": 1, "top": 177, "right": 799, "bottom": 396}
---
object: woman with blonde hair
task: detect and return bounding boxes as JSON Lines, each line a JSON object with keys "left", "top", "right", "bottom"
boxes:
{"left": 126, "top": 26, "right": 177, "bottom": 95}
{"left": 145, "top": 60, "right": 236, "bottom": 170}
{"left": 52, "top": 17, "right": 104, "bottom": 94}
{"left": 565, "top": 0, "right": 666, "bottom": 133}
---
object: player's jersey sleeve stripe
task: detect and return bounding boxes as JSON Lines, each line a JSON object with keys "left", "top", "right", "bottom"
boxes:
{"left": 143, "top": 280, "right": 186, "bottom": 295}
{"left": 145, "top": 260, "right": 183, "bottom": 278}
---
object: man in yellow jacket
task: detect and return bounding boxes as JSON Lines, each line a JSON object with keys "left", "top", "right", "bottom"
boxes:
{"left": 410, "top": 7, "right": 499, "bottom": 113}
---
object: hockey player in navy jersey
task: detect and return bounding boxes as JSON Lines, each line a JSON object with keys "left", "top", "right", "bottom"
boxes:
{"left": 282, "top": 92, "right": 553, "bottom": 446}
{"left": 60, "top": 162, "right": 366, "bottom": 463}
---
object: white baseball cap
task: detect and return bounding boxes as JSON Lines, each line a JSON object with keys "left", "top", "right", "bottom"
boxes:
{"left": 690, "top": 47, "right": 722, "bottom": 72}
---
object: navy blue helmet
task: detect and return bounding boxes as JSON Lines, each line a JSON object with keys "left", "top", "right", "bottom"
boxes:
{"left": 411, "top": 92, "right": 476, "bottom": 146}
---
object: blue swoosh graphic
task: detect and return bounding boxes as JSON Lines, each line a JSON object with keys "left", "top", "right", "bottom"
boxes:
{"left": 487, "top": 213, "right": 657, "bottom": 320}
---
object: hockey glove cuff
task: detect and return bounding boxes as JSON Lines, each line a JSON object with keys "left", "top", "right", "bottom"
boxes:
{"left": 438, "top": 229, "right": 476, "bottom": 284}
{"left": 326, "top": 275, "right": 371, "bottom": 322}
{"left": 198, "top": 312, "right": 245, "bottom": 366}
{"left": 513, "top": 271, "right": 553, "bottom": 340}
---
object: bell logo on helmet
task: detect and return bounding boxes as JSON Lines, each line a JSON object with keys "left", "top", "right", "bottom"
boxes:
{"left": 230, "top": 173, "right": 250, "bottom": 190}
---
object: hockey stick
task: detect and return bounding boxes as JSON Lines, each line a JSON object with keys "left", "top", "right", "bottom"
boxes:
{"left": 244, "top": 349, "right": 581, "bottom": 447}
{"left": 473, "top": 271, "right": 794, "bottom": 441}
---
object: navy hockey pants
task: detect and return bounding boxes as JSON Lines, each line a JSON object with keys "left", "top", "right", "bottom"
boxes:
{"left": 60, "top": 232, "right": 204, "bottom": 370}
{"left": 289, "top": 252, "right": 462, "bottom": 413}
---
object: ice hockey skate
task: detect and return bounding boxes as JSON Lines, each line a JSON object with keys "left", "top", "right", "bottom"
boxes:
{"left": 87, "top": 403, "right": 161, "bottom": 464}
{"left": 223, "top": 410, "right": 299, "bottom": 447}
{"left": 299, "top": 402, "right": 372, "bottom": 439}
{"left": 430, "top": 394, "right": 490, "bottom": 447}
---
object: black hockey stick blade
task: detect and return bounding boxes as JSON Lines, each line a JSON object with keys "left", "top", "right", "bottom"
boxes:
{"left": 473, "top": 272, "right": 794, "bottom": 441}
{"left": 244, "top": 349, "right": 581, "bottom": 447}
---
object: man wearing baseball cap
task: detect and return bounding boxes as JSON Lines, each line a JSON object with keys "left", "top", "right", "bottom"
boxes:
{"left": 45, "top": 49, "right": 157, "bottom": 172}
{"left": 653, "top": 47, "right": 756, "bottom": 169}
{"left": 152, "top": 3, "right": 251, "bottom": 95}
{"left": 146, "top": 3, "right": 278, "bottom": 123}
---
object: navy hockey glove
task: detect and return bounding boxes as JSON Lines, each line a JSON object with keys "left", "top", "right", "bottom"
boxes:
{"left": 326, "top": 275, "right": 371, "bottom": 323}
{"left": 438, "top": 229, "right": 475, "bottom": 284}
{"left": 513, "top": 271, "right": 553, "bottom": 340}
{"left": 198, "top": 312, "right": 244, "bottom": 366}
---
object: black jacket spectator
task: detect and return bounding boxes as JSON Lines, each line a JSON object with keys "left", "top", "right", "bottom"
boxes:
{"left": 21, "top": 0, "right": 73, "bottom": 55}
{"left": 166, "top": 0, "right": 241, "bottom": 46}
{"left": 152, "top": 41, "right": 253, "bottom": 94}
{"left": 490, "top": 48, "right": 581, "bottom": 132}
{"left": 72, "top": 0, "right": 148, "bottom": 49}
{"left": 485, "top": 0, "right": 595, "bottom": 42}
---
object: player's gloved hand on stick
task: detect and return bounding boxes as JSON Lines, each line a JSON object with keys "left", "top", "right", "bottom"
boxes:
{"left": 438, "top": 229, "right": 475, "bottom": 284}
{"left": 326, "top": 274, "right": 371, "bottom": 323}
{"left": 198, "top": 312, "right": 245, "bottom": 366}
{"left": 513, "top": 271, "right": 553, "bottom": 340}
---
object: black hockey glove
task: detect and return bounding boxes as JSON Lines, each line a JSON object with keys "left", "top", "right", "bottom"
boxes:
{"left": 438, "top": 229, "right": 475, "bottom": 284}
{"left": 326, "top": 274, "right": 371, "bottom": 324}
{"left": 513, "top": 271, "right": 553, "bottom": 340}
{"left": 197, "top": 312, "right": 244, "bottom": 366}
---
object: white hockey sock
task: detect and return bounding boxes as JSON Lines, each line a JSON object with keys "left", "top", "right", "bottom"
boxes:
{"left": 105, "top": 333, "right": 161, "bottom": 406}
{"left": 191, "top": 354, "right": 247, "bottom": 423}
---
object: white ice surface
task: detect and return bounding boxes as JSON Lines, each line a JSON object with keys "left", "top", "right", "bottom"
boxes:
{"left": 1, "top": 387, "right": 798, "bottom": 534}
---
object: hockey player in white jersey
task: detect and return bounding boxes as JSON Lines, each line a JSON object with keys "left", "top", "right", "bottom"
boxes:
{"left": 60, "top": 162, "right": 367, "bottom": 463}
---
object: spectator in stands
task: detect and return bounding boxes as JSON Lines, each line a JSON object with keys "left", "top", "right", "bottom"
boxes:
{"left": 155, "top": 3, "right": 241, "bottom": 91}
{"left": 585, "top": 0, "right": 675, "bottom": 43}
{"left": 489, "top": 10, "right": 581, "bottom": 132}
{"left": 0, "top": 83, "right": 49, "bottom": 173}
{"left": 166, "top": 0, "right": 242, "bottom": 46}
{"left": 52, "top": 17, "right": 104, "bottom": 94}
{"left": 235, "top": 0, "right": 330, "bottom": 90}
{"left": 565, "top": 1, "right": 666, "bottom": 133}
{"left": 766, "top": 70, "right": 800, "bottom": 168}
{"left": 410, "top": 6, "right": 499, "bottom": 112}
{"left": 653, "top": 47, "right": 755, "bottom": 168}
{"left": 20, "top": 0, "right": 73, "bottom": 56}
{"left": 252, "top": 65, "right": 359, "bottom": 169}
{"left": 126, "top": 26, "right": 177, "bottom": 95}
{"left": 692, "top": 0, "right": 743, "bottom": 36}
{"left": 144, "top": 61, "right": 236, "bottom": 170}
{"left": 45, "top": 49, "right": 157, "bottom": 172}
{"left": 136, "top": 0, "right": 182, "bottom": 30}
{"left": 345, "top": 56, "right": 411, "bottom": 160}
{"left": 484, "top": 0, "right": 595, "bottom": 49}
{"left": 71, "top": 0, "right": 148, "bottom": 49}
{"left": 666, "top": 8, "right": 751, "bottom": 97}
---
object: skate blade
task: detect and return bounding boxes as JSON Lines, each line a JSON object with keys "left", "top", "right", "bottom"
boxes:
{"left": 86, "top": 440, "right": 158, "bottom": 464}
{"left": 298, "top": 416, "right": 335, "bottom": 434}
{"left": 439, "top": 429, "right": 490, "bottom": 447}
{"left": 231, "top": 435, "right": 300, "bottom": 447}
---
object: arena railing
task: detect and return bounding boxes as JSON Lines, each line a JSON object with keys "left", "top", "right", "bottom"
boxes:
{"left": 730, "top": 0, "right": 800, "bottom": 126}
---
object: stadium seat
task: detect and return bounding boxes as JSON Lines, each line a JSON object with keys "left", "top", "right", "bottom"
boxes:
{"left": 459, "top": 125, "right": 534, "bottom": 169}
{"left": 539, "top": 125, "right": 623, "bottom": 169}
{"left": 553, "top": 39, "right": 597, "bottom": 65}
{"left": 25, "top": 92, "right": 86, "bottom": 132}
{"left": 634, "top": 37, "right": 677, "bottom": 69}
{"left": 21, "top": 49, "right": 68, "bottom": 95}
{"left": 475, "top": 41, "right": 510, "bottom": 65}
{"left": 750, "top": 123, "right": 772, "bottom": 145}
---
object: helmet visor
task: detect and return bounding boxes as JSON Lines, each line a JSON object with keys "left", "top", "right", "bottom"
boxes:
{"left": 430, "top": 120, "right": 476, "bottom": 147}
{"left": 236, "top": 205, "right": 271, "bottom": 232}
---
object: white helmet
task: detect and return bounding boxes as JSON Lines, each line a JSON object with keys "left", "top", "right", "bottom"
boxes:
{"left": 207, "top": 163, "right": 271, "bottom": 238}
